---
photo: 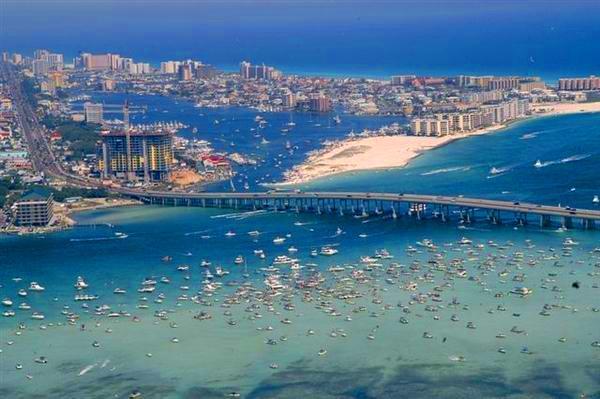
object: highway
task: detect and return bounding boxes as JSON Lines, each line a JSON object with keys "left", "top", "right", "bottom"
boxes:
{"left": 124, "top": 190, "right": 600, "bottom": 221}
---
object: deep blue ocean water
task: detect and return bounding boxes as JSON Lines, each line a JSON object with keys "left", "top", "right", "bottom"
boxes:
{"left": 3, "top": 1, "right": 600, "bottom": 80}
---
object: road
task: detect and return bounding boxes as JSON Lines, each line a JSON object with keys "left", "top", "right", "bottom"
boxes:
{"left": 124, "top": 190, "right": 600, "bottom": 221}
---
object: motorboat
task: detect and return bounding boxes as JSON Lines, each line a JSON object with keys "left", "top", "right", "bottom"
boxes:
{"left": 272, "top": 255, "right": 298, "bottom": 265}
{"left": 273, "top": 236, "right": 286, "bottom": 244}
{"left": 29, "top": 282, "right": 45, "bottom": 291}
{"left": 31, "top": 312, "right": 45, "bottom": 320}
{"left": 74, "top": 276, "right": 89, "bottom": 290}
{"left": 320, "top": 246, "right": 338, "bottom": 256}
{"left": 215, "top": 267, "right": 230, "bottom": 277}
{"left": 511, "top": 287, "right": 533, "bottom": 296}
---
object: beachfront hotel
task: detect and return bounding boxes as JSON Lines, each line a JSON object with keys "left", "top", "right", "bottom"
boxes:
{"left": 99, "top": 127, "right": 174, "bottom": 183}
{"left": 12, "top": 188, "right": 54, "bottom": 226}
{"left": 558, "top": 76, "right": 600, "bottom": 91}
{"left": 411, "top": 99, "right": 529, "bottom": 136}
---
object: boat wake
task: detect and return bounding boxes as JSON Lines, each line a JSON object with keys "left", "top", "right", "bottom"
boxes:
{"left": 534, "top": 154, "right": 592, "bottom": 168}
{"left": 211, "top": 209, "right": 270, "bottom": 220}
{"left": 421, "top": 166, "right": 470, "bottom": 176}
{"left": 78, "top": 363, "right": 97, "bottom": 376}
{"left": 70, "top": 236, "right": 127, "bottom": 242}
{"left": 486, "top": 163, "right": 519, "bottom": 179}
{"left": 184, "top": 229, "right": 210, "bottom": 236}
{"left": 520, "top": 132, "right": 538, "bottom": 140}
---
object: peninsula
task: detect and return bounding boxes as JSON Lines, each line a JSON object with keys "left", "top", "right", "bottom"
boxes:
{"left": 279, "top": 101, "right": 600, "bottom": 185}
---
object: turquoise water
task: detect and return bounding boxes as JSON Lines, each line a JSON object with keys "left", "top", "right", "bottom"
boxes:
{"left": 1, "top": 206, "right": 599, "bottom": 398}
{"left": 1, "top": 104, "right": 600, "bottom": 398}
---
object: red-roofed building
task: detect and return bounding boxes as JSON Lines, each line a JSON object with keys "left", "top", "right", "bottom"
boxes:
{"left": 50, "top": 131, "right": 62, "bottom": 141}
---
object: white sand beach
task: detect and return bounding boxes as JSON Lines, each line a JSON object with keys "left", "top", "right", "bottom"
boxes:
{"left": 279, "top": 101, "right": 600, "bottom": 185}
{"left": 531, "top": 101, "right": 600, "bottom": 115}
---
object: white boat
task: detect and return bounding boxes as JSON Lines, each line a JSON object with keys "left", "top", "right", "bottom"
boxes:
{"left": 459, "top": 237, "right": 473, "bottom": 245}
{"left": 2, "top": 298, "right": 13, "bottom": 307}
{"left": 215, "top": 267, "right": 229, "bottom": 277}
{"left": 234, "top": 256, "right": 244, "bottom": 265}
{"left": 74, "top": 294, "right": 99, "bottom": 301}
{"left": 511, "top": 287, "right": 533, "bottom": 296}
{"left": 320, "top": 246, "right": 339, "bottom": 256}
{"left": 273, "top": 236, "right": 286, "bottom": 244}
{"left": 594, "top": 195, "right": 600, "bottom": 204}
{"left": 248, "top": 230, "right": 261, "bottom": 236}
{"left": 264, "top": 275, "right": 287, "bottom": 290}
{"left": 18, "top": 303, "right": 31, "bottom": 310}
{"left": 416, "top": 239, "right": 435, "bottom": 249}
{"left": 31, "top": 312, "right": 45, "bottom": 320}
{"left": 563, "top": 237, "right": 579, "bottom": 246}
{"left": 288, "top": 246, "right": 298, "bottom": 253}
{"left": 74, "top": 276, "right": 89, "bottom": 290}
{"left": 137, "top": 286, "right": 155, "bottom": 293}
{"left": 534, "top": 160, "right": 543, "bottom": 168}
{"left": 200, "top": 260, "right": 211, "bottom": 267}
{"left": 204, "top": 270, "right": 214, "bottom": 280}
{"left": 225, "top": 231, "right": 236, "bottom": 237}
{"left": 3, "top": 310, "right": 15, "bottom": 317}
{"left": 272, "top": 255, "right": 298, "bottom": 265}
{"left": 113, "top": 288, "right": 127, "bottom": 294}
{"left": 17, "top": 289, "right": 27, "bottom": 297}
{"left": 29, "top": 282, "right": 45, "bottom": 292}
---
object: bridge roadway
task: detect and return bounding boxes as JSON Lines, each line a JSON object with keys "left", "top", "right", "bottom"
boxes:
{"left": 122, "top": 189, "right": 600, "bottom": 227}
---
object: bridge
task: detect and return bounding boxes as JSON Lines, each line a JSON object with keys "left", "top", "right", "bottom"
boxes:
{"left": 122, "top": 190, "right": 600, "bottom": 230}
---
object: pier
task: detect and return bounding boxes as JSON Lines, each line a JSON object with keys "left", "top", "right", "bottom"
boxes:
{"left": 120, "top": 190, "right": 600, "bottom": 230}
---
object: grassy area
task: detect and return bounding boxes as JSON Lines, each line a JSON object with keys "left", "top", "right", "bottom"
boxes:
{"left": 46, "top": 118, "right": 101, "bottom": 159}
{"left": 45, "top": 186, "right": 109, "bottom": 202}
{"left": 0, "top": 177, "right": 23, "bottom": 207}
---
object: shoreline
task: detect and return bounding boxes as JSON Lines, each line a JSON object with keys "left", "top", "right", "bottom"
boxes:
{"left": 275, "top": 102, "right": 600, "bottom": 186}
{"left": 61, "top": 198, "right": 143, "bottom": 224}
